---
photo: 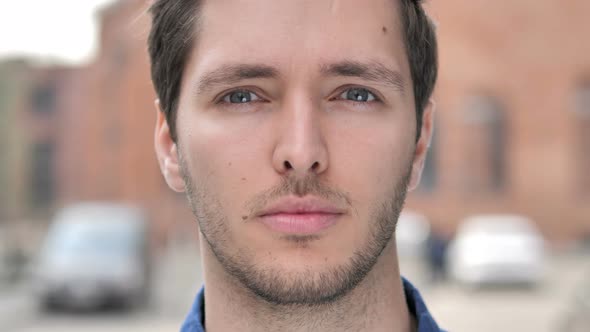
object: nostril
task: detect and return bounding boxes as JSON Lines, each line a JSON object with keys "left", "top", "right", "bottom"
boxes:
{"left": 283, "top": 160, "right": 293, "bottom": 170}
{"left": 311, "top": 161, "right": 320, "bottom": 171}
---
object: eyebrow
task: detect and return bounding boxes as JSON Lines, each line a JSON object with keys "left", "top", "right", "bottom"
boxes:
{"left": 195, "top": 64, "right": 280, "bottom": 95}
{"left": 320, "top": 60, "right": 405, "bottom": 93}
{"left": 194, "top": 60, "right": 405, "bottom": 95}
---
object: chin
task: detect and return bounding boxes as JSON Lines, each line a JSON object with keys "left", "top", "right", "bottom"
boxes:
{"left": 239, "top": 251, "right": 373, "bottom": 306}
{"left": 264, "top": 239, "right": 355, "bottom": 267}
{"left": 253, "top": 248, "right": 355, "bottom": 282}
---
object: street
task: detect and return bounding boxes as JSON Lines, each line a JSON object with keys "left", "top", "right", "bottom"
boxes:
{"left": 416, "top": 252, "right": 590, "bottom": 332}
{"left": 1, "top": 244, "right": 588, "bottom": 332}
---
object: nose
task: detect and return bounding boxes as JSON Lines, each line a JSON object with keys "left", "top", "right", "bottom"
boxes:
{"left": 272, "top": 94, "right": 329, "bottom": 176}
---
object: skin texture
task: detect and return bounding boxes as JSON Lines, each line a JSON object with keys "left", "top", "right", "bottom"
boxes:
{"left": 154, "top": 0, "right": 434, "bottom": 331}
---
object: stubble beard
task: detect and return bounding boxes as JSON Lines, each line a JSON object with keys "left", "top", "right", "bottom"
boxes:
{"left": 179, "top": 154, "right": 412, "bottom": 307}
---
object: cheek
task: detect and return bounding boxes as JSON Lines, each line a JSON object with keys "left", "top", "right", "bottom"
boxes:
{"left": 325, "top": 114, "right": 415, "bottom": 203}
{"left": 177, "top": 110, "right": 272, "bottom": 204}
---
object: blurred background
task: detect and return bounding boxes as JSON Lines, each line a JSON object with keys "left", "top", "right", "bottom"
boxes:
{"left": 0, "top": 0, "right": 588, "bottom": 331}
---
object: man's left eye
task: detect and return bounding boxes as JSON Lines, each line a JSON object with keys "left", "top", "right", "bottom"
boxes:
{"left": 339, "top": 88, "right": 377, "bottom": 102}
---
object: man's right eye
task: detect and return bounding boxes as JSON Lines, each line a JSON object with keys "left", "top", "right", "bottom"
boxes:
{"left": 221, "top": 90, "right": 261, "bottom": 103}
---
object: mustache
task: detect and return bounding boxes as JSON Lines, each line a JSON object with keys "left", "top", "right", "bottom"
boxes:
{"left": 245, "top": 174, "right": 353, "bottom": 218}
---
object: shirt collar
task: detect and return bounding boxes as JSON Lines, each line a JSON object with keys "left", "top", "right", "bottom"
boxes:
{"left": 181, "top": 278, "right": 444, "bottom": 332}
{"left": 402, "top": 277, "right": 445, "bottom": 332}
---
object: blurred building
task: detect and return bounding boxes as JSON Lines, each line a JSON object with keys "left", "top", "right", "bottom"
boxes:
{"left": 54, "top": 0, "right": 193, "bottom": 247}
{"left": 0, "top": 60, "right": 82, "bottom": 221}
{"left": 0, "top": 59, "right": 31, "bottom": 221}
{"left": 409, "top": 0, "right": 590, "bottom": 243}
{"left": 2, "top": 0, "right": 589, "bottom": 245}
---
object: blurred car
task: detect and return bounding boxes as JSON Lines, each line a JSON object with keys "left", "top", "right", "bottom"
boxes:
{"left": 396, "top": 211, "right": 431, "bottom": 258}
{"left": 447, "top": 214, "right": 544, "bottom": 287}
{"left": 34, "top": 203, "right": 151, "bottom": 310}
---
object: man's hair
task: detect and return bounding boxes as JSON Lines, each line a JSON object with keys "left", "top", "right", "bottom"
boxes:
{"left": 148, "top": 0, "right": 437, "bottom": 142}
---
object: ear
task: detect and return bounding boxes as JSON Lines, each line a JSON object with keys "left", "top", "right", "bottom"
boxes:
{"left": 154, "top": 99, "right": 185, "bottom": 193}
{"left": 408, "top": 99, "right": 435, "bottom": 192}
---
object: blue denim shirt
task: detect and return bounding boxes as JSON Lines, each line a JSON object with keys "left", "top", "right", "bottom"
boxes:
{"left": 180, "top": 277, "right": 445, "bottom": 331}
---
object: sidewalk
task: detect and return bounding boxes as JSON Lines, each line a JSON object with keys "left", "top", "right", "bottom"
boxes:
{"left": 0, "top": 280, "right": 36, "bottom": 331}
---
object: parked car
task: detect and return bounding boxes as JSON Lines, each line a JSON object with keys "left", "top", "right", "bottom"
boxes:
{"left": 447, "top": 214, "right": 544, "bottom": 287}
{"left": 34, "top": 203, "right": 151, "bottom": 310}
{"left": 396, "top": 211, "right": 431, "bottom": 258}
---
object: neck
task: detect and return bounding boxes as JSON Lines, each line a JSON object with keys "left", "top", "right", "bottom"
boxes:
{"left": 200, "top": 236, "right": 415, "bottom": 332}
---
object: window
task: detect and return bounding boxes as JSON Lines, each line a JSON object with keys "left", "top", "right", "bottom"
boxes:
{"left": 462, "top": 95, "right": 506, "bottom": 192}
{"left": 574, "top": 83, "right": 590, "bottom": 194}
{"left": 31, "top": 143, "right": 54, "bottom": 207}
{"left": 31, "top": 83, "right": 56, "bottom": 114}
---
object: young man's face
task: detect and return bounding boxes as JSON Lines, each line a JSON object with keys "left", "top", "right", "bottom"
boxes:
{"left": 156, "top": 0, "right": 433, "bottom": 305}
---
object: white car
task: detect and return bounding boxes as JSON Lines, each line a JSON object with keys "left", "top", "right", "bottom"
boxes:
{"left": 396, "top": 211, "right": 431, "bottom": 258}
{"left": 447, "top": 214, "right": 544, "bottom": 286}
{"left": 34, "top": 203, "right": 151, "bottom": 310}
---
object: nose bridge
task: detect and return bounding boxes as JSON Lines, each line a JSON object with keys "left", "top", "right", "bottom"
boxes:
{"left": 273, "top": 90, "right": 328, "bottom": 175}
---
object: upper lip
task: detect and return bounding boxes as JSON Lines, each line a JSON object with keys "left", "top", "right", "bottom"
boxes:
{"left": 257, "top": 196, "right": 347, "bottom": 217}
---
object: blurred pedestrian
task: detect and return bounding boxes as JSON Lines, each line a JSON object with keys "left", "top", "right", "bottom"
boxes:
{"left": 426, "top": 224, "right": 450, "bottom": 284}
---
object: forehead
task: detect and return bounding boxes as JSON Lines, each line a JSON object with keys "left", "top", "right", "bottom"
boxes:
{"left": 191, "top": 0, "right": 408, "bottom": 76}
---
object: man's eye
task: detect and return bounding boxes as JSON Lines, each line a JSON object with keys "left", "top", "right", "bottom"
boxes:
{"left": 222, "top": 90, "right": 261, "bottom": 103}
{"left": 339, "top": 88, "right": 377, "bottom": 102}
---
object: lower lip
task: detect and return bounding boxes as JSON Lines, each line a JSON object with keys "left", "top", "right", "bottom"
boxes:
{"left": 259, "top": 213, "right": 341, "bottom": 234}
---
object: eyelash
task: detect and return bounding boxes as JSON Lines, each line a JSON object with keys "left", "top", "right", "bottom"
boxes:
{"left": 215, "top": 86, "right": 383, "bottom": 108}
{"left": 216, "top": 89, "right": 266, "bottom": 105}
{"left": 331, "top": 86, "right": 382, "bottom": 103}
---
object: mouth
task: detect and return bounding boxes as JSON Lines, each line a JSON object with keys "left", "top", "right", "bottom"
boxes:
{"left": 256, "top": 196, "right": 346, "bottom": 235}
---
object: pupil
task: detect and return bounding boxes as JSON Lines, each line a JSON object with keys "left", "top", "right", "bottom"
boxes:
{"left": 348, "top": 88, "right": 368, "bottom": 101}
{"left": 231, "top": 91, "right": 250, "bottom": 103}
